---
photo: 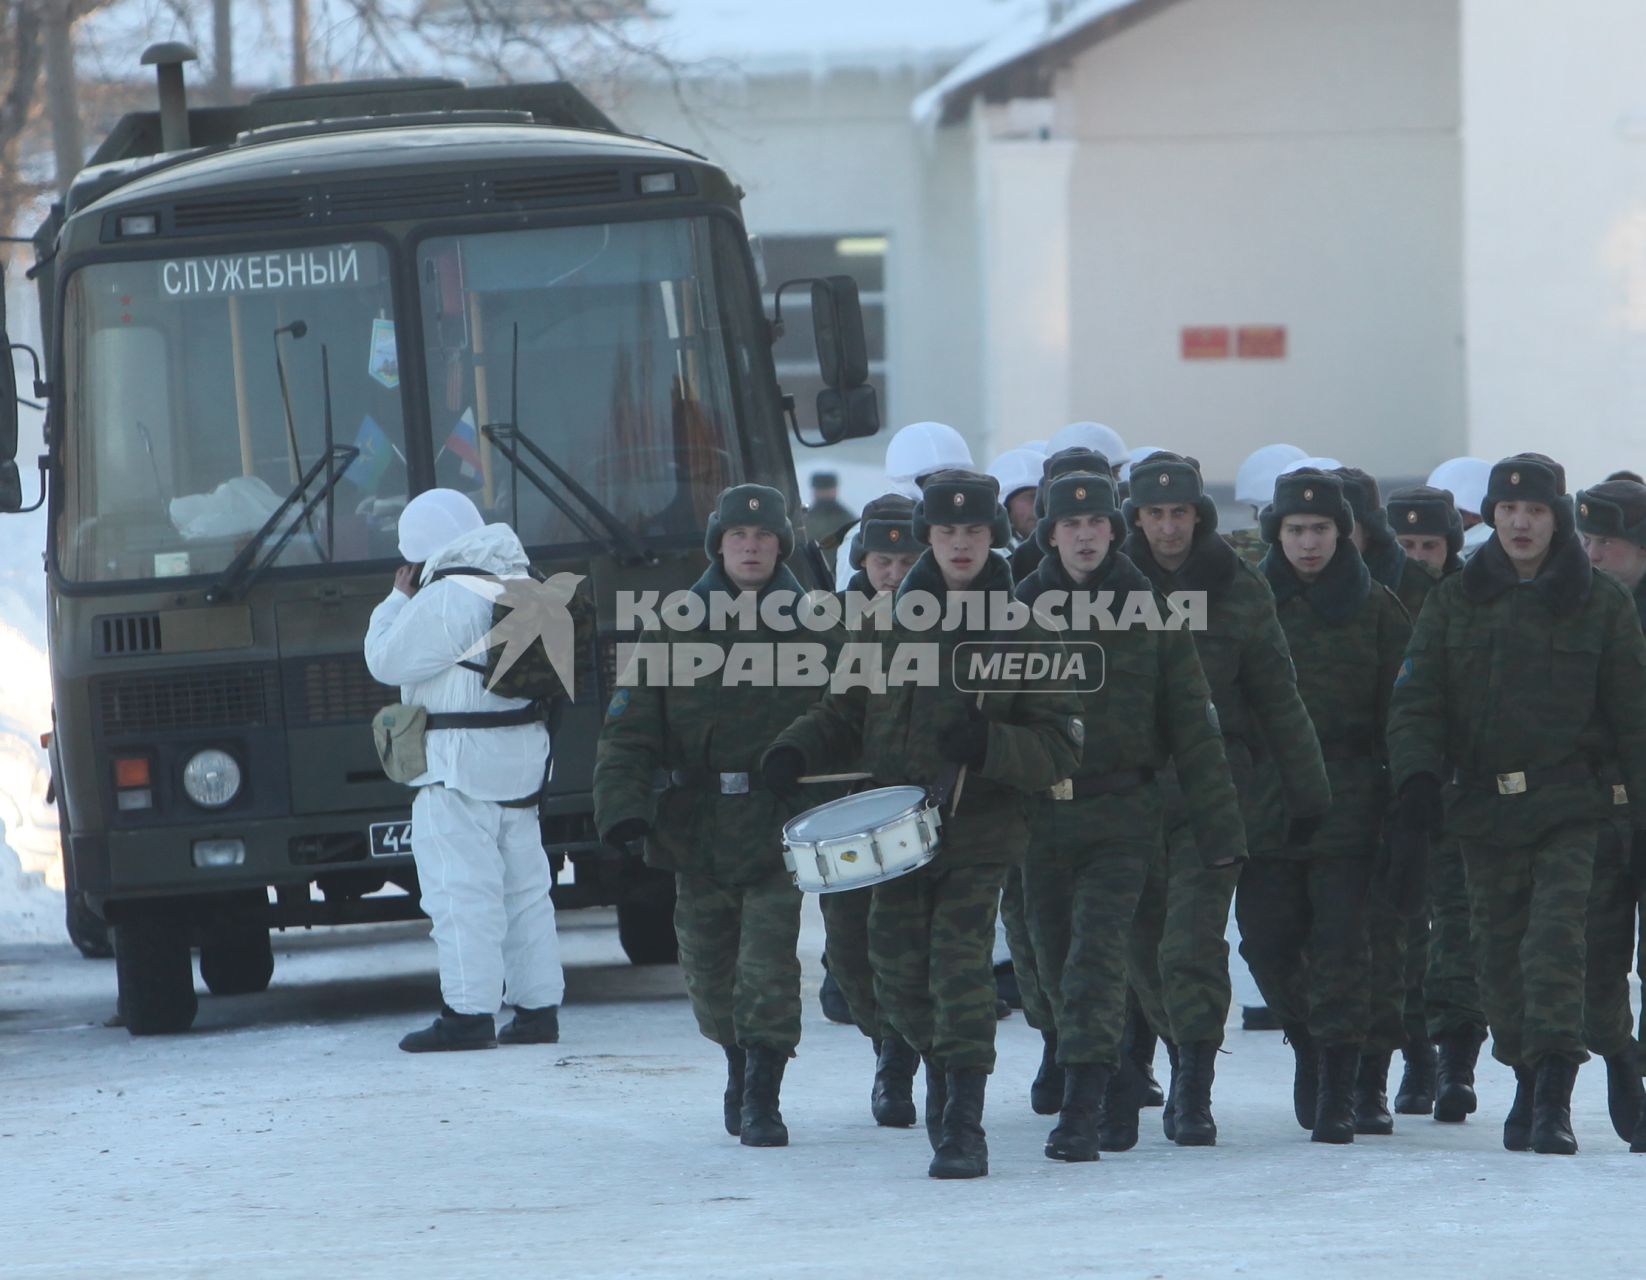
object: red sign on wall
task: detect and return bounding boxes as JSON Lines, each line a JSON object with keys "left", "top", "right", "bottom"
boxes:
{"left": 1237, "top": 325, "right": 1288, "bottom": 359}
{"left": 1181, "top": 327, "right": 1231, "bottom": 360}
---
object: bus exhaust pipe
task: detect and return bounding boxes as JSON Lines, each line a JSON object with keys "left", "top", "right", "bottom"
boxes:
{"left": 141, "top": 42, "right": 198, "bottom": 151}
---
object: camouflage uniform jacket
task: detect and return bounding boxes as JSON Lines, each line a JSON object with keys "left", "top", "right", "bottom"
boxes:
{"left": 1018, "top": 547, "right": 1247, "bottom": 865}
{"left": 1224, "top": 526, "right": 1267, "bottom": 567}
{"left": 1388, "top": 531, "right": 1646, "bottom": 847}
{"left": 1125, "top": 527, "right": 1330, "bottom": 822}
{"left": 769, "top": 550, "right": 1082, "bottom": 868}
{"left": 1261, "top": 540, "right": 1411, "bottom": 858}
{"left": 593, "top": 561, "right": 842, "bottom": 885}
{"left": 1363, "top": 532, "right": 1436, "bottom": 623}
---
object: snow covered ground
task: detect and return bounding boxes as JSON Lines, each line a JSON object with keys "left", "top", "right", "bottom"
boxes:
{"left": 2, "top": 901, "right": 1643, "bottom": 1279}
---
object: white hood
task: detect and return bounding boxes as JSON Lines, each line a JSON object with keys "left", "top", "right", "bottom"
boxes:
{"left": 421, "top": 523, "right": 532, "bottom": 583}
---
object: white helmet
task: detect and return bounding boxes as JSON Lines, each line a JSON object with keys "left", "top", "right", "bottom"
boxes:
{"left": 987, "top": 448, "right": 1045, "bottom": 502}
{"left": 1048, "top": 421, "right": 1128, "bottom": 466}
{"left": 1234, "top": 444, "right": 1308, "bottom": 508}
{"left": 1281, "top": 455, "right": 1344, "bottom": 476}
{"left": 1427, "top": 456, "right": 1493, "bottom": 517}
{"left": 398, "top": 488, "right": 484, "bottom": 563}
{"left": 884, "top": 421, "right": 974, "bottom": 485}
{"left": 1021, "top": 439, "right": 1050, "bottom": 456}
{"left": 1119, "top": 446, "right": 1168, "bottom": 486}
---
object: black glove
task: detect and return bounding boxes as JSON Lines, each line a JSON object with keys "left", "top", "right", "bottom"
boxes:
{"left": 1396, "top": 772, "right": 1445, "bottom": 836}
{"left": 760, "top": 746, "right": 807, "bottom": 799}
{"left": 1378, "top": 826, "right": 1430, "bottom": 916}
{"left": 1631, "top": 828, "right": 1646, "bottom": 887}
{"left": 937, "top": 704, "right": 990, "bottom": 769}
{"left": 603, "top": 817, "right": 650, "bottom": 856}
{"left": 1285, "top": 815, "right": 1322, "bottom": 848}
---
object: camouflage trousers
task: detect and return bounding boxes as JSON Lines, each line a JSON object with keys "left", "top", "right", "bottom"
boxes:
{"left": 1424, "top": 835, "right": 1487, "bottom": 1037}
{"left": 1000, "top": 866, "right": 1055, "bottom": 1032}
{"left": 1023, "top": 792, "right": 1159, "bottom": 1069}
{"left": 1462, "top": 823, "right": 1597, "bottom": 1068}
{"left": 820, "top": 887, "right": 890, "bottom": 1040}
{"left": 1584, "top": 821, "right": 1644, "bottom": 1061}
{"left": 1364, "top": 867, "right": 1430, "bottom": 1053}
{"left": 1128, "top": 816, "right": 1241, "bottom": 1047}
{"left": 869, "top": 861, "right": 1006, "bottom": 1072}
{"left": 674, "top": 867, "right": 802, "bottom": 1053}
{"left": 1235, "top": 855, "right": 1373, "bottom": 1046}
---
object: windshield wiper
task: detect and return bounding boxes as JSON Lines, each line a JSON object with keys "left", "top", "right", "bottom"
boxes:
{"left": 481, "top": 323, "right": 655, "bottom": 567}
{"left": 203, "top": 442, "right": 359, "bottom": 604}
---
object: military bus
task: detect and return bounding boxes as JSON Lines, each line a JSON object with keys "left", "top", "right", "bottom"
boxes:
{"left": 0, "top": 44, "right": 877, "bottom": 1033}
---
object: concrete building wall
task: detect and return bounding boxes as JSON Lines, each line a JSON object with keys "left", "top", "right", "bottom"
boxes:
{"left": 1036, "top": 0, "right": 1463, "bottom": 483}
{"left": 1462, "top": 0, "right": 1646, "bottom": 486}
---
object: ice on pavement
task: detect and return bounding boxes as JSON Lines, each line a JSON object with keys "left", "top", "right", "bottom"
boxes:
{"left": 2, "top": 901, "right": 1642, "bottom": 1279}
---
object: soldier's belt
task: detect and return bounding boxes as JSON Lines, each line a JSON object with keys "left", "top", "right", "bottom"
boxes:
{"left": 670, "top": 769, "right": 766, "bottom": 796}
{"left": 1451, "top": 762, "right": 1594, "bottom": 796}
{"left": 1050, "top": 767, "right": 1156, "bottom": 801}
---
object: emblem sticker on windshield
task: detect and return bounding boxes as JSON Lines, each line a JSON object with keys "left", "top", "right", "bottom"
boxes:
{"left": 368, "top": 318, "right": 399, "bottom": 389}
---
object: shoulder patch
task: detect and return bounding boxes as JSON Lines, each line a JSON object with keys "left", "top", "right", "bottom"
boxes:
{"left": 606, "top": 688, "right": 631, "bottom": 719}
{"left": 1067, "top": 715, "right": 1085, "bottom": 746}
{"left": 1394, "top": 657, "right": 1413, "bottom": 689}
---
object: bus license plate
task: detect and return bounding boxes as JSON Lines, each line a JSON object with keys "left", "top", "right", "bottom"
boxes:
{"left": 369, "top": 821, "right": 414, "bottom": 858}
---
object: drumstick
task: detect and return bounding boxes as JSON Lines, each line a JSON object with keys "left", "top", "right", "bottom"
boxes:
{"left": 949, "top": 692, "right": 987, "bottom": 817}
{"left": 796, "top": 771, "right": 875, "bottom": 785}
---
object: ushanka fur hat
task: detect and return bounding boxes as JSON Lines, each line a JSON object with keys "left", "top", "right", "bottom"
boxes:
{"left": 1482, "top": 453, "right": 1572, "bottom": 532}
{"left": 1386, "top": 484, "right": 1464, "bottom": 556}
{"left": 704, "top": 483, "right": 794, "bottom": 560}
{"left": 849, "top": 493, "right": 918, "bottom": 569}
{"left": 1037, "top": 471, "right": 1125, "bottom": 552}
{"left": 1122, "top": 450, "right": 1218, "bottom": 534}
{"left": 1259, "top": 468, "right": 1354, "bottom": 544}
{"left": 913, "top": 469, "right": 1011, "bottom": 548}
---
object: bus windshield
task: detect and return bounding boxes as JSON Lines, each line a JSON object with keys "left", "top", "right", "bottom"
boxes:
{"left": 58, "top": 240, "right": 410, "bottom": 584}
{"left": 416, "top": 215, "right": 760, "bottom": 548}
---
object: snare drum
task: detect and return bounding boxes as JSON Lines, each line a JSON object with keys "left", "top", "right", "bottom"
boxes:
{"left": 782, "top": 786, "right": 941, "bottom": 893}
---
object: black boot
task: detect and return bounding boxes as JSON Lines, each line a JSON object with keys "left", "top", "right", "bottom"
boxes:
{"left": 1044, "top": 1063, "right": 1108, "bottom": 1162}
{"left": 1393, "top": 1038, "right": 1437, "bottom": 1115}
{"left": 1631, "top": 1092, "right": 1646, "bottom": 1153}
{"left": 1030, "top": 1030, "right": 1065, "bottom": 1117}
{"left": 929, "top": 1069, "right": 989, "bottom": 1179}
{"left": 398, "top": 1005, "right": 497, "bottom": 1053}
{"left": 1287, "top": 1025, "right": 1317, "bottom": 1131}
{"left": 1352, "top": 1050, "right": 1395, "bottom": 1136}
{"left": 1162, "top": 1039, "right": 1182, "bottom": 1141}
{"left": 739, "top": 1047, "right": 789, "bottom": 1148}
{"left": 723, "top": 1046, "right": 746, "bottom": 1136}
{"left": 1503, "top": 1065, "right": 1535, "bottom": 1151}
{"left": 1128, "top": 1000, "right": 1166, "bottom": 1107}
{"left": 923, "top": 1054, "right": 948, "bottom": 1152}
{"left": 1097, "top": 1056, "right": 1144, "bottom": 1152}
{"left": 1530, "top": 1056, "right": 1579, "bottom": 1156}
{"left": 1311, "top": 1043, "right": 1359, "bottom": 1144}
{"left": 818, "top": 965, "right": 854, "bottom": 1025}
{"left": 1604, "top": 1052, "right": 1645, "bottom": 1143}
{"left": 1172, "top": 1041, "right": 1219, "bottom": 1147}
{"left": 1434, "top": 1030, "right": 1483, "bottom": 1123}
{"left": 871, "top": 1037, "right": 919, "bottom": 1128}
{"left": 497, "top": 1004, "right": 559, "bottom": 1045}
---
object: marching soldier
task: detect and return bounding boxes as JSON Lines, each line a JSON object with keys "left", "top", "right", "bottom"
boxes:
{"left": 1235, "top": 469, "right": 1410, "bottom": 1144}
{"left": 1387, "top": 454, "right": 1646, "bottom": 1154}
{"left": 1015, "top": 468, "right": 1245, "bottom": 1162}
{"left": 1574, "top": 479, "right": 1646, "bottom": 1143}
{"left": 826, "top": 493, "right": 924, "bottom": 1127}
{"left": 1122, "top": 452, "right": 1330, "bottom": 1146}
{"left": 593, "top": 484, "right": 837, "bottom": 1148}
{"left": 1385, "top": 485, "right": 1488, "bottom": 1126}
{"left": 805, "top": 470, "right": 858, "bottom": 556}
{"left": 1228, "top": 444, "right": 1308, "bottom": 565}
{"left": 1332, "top": 467, "right": 1433, "bottom": 1130}
{"left": 763, "top": 469, "right": 1082, "bottom": 1180}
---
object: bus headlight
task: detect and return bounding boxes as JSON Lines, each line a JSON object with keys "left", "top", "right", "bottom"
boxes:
{"left": 182, "top": 750, "right": 242, "bottom": 809}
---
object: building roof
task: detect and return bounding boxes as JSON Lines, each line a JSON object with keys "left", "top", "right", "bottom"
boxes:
{"left": 912, "top": 0, "right": 1185, "bottom": 127}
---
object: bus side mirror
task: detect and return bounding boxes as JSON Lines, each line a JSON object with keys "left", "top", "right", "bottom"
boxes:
{"left": 809, "top": 276, "right": 879, "bottom": 444}
{"left": 0, "top": 337, "right": 18, "bottom": 512}
{"left": 0, "top": 461, "right": 20, "bottom": 514}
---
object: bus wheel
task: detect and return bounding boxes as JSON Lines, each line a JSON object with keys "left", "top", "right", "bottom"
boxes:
{"left": 112, "top": 918, "right": 198, "bottom": 1035}
{"left": 616, "top": 870, "right": 679, "bottom": 966}
{"left": 199, "top": 925, "right": 275, "bottom": 996}
{"left": 66, "top": 891, "right": 114, "bottom": 959}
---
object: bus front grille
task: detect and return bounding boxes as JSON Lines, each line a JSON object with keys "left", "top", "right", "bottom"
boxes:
{"left": 96, "top": 665, "right": 276, "bottom": 735}
{"left": 286, "top": 655, "right": 397, "bottom": 726}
